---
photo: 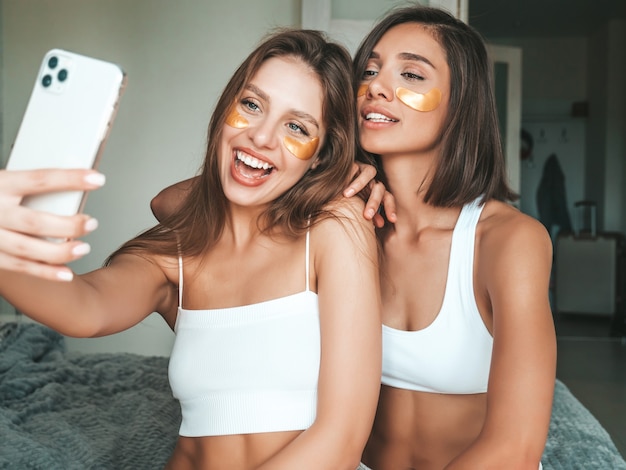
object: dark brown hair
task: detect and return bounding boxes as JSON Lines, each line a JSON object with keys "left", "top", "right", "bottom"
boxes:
{"left": 108, "top": 29, "right": 356, "bottom": 261}
{"left": 353, "top": 5, "right": 517, "bottom": 207}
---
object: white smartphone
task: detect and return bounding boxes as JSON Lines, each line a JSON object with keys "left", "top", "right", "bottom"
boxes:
{"left": 6, "top": 48, "right": 126, "bottom": 216}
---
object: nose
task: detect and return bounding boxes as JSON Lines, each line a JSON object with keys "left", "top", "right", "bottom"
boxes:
{"left": 247, "top": 118, "right": 279, "bottom": 150}
{"left": 366, "top": 71, "right": 393, "bottom": 102}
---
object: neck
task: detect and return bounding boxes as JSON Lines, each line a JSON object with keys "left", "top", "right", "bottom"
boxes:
{"left": 223, "top": 203, "right": 270, "bottom": 248}
{"left": 382, "top": 153, "right": 431, "bottom": 220}
{"left": 380, "top": 152, "right": 458, "bottom": 235}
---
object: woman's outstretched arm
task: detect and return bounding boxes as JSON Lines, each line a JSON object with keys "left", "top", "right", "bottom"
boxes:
{"left": 0, "top": 250, "right": 177, "bottom": 338}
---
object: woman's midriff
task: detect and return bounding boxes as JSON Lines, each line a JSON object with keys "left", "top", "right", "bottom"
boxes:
{"left": 164, "top": 430, "right": 302, "bottom": 470}
{"left": 362, "top": 385, "right": 487, "bottom": 470}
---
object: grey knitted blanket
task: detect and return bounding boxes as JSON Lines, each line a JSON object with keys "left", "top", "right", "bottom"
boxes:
{"left": 0, "top": 323, "right": 179, "bottom": 469}
{"left": 0, "top": 323, "right": 623, "bottom": 469}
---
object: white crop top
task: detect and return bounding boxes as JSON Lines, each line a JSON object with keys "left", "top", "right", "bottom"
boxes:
{"left": 381, "top": 199, "right": 493, "bottom": 394}
{"left": 168, "top": 232, "right": 320, "bottom": 437}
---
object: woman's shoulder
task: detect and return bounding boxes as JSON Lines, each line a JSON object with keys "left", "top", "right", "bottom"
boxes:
{"left": 478, "top": 199, "right": 552, "bottom": 258}
{"left": 321, "top": 194, "right": 366, "bottom": 219}
{"left": 312, "top": 196, "right": 370, "bottom": 232}
{"left": 480, "top": 199, "right": 547, "bottom": 233}
{"left": 311, "top": 196, "right": 376, "bottom": 252}
{"left": 108, "top": 250, "right": 179, "bottom": 283}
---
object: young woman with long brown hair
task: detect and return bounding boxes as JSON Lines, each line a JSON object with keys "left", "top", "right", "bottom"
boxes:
{"left": 0, "top": 29, "right": 381, "bottom": 470}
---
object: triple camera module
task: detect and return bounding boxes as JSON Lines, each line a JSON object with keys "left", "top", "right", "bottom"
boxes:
{"left": 41, "top": 55, "right": 69, "bottom": 88}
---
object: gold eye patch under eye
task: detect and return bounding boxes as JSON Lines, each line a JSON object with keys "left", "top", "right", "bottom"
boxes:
{"left": 357, "top": 84, "right": 369, "bottom": 97}
{"left": 284, "top": 136, "right": 320, "bottom": 161}
{"left": 395, "top": 87, "right": 442, "bottom": 112}
{"left": 225, "top": 105, "right": 249, "bottom": 128}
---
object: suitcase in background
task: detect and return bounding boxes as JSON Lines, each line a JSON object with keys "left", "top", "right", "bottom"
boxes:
{"left": 554, "top": 201, "right": 626, "bottom": 336}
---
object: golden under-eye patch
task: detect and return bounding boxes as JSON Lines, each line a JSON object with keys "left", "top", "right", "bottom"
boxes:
{"left": 284, "top": 136, "right": 319, "bottom": 161}
{"left": 225, "top": 104, "right": 249, "bottom": 128}
{"left": 357, "top": 84, "right": 369, "bottom": 97}
{"left": 395, "top": 87, "right": 442, "bottom": 112}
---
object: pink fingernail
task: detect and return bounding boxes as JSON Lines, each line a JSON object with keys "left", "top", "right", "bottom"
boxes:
{"left": 85, "top": 172, "right": 106, "bottom": 186}
{"left": 84, "top": 218, "right": 99, "bottom": 232}
{"left": 56, "top": 270, "right": 74, "bottom": 282}
{"left": 72, "top": 243, "right": 91, "bottom": 256}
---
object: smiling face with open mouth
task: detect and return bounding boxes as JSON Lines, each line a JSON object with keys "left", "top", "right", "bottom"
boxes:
{"left": 218, "top": 56, "right": 325, "bottom": 210}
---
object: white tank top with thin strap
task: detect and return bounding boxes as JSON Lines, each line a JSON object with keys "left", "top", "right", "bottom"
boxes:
{"left": 168, "top": 231, "right": 321, "bottom": 437}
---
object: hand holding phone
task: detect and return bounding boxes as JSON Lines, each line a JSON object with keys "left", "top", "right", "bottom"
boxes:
{"left": 5, "top": 49, "right": 126, "bottom": 216}
{"left": 0, "top": 168, "right": 105, "bottom": 281}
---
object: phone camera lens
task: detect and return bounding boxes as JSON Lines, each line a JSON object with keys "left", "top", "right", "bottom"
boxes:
{"left": 42, "top": 74, "right": 53, "bottom": 87}
{"left": 57, "top": 69, "right": 68, "bottom": 82}
{"left": 48, "top": 56, "right": 58, "bottom": 69}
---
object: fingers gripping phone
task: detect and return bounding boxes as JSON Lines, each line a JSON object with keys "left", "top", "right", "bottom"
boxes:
{"left": 6, "top": 49, "right": 126, "bottom": 216}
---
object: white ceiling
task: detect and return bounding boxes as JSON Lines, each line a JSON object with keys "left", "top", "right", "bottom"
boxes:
{"left": 468, "top": 0, "right": 626, "bottom": 38}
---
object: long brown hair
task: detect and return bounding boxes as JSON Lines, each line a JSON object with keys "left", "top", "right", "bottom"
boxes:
{"left": 353, "top": 5, "right": 517, "bottom": 207}
{"left": 108, "top": 29, "right": 356, "bottom": 262}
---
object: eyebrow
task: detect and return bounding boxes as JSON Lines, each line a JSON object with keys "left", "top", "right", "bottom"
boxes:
{"left": 369, "top": 51, "right": 436, "bottom": 69}
{"left": 244, "top": 83, "right": 320, "bottom": 131}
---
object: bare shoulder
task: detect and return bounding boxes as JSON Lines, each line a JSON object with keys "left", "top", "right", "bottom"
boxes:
{"left": 316, "top": 196, "right": 372, "bottom": 236}
{"left": 312, "top": 196, "right": 376, "bottom": 255}
{"left": 107, "top": 249, "right": 174, "bottom": 273}
{"left": 323, "top": 194, "right": 367, "bottom": 221}
{"left": 103, "top": 251, "right": 178, "bottom": 298}
{"left": 478, "top": 200, "right": 552, "bottom": 263}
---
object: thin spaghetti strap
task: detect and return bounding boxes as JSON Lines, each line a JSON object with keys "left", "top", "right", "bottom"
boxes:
{"left": 305, "top": 229, "right": 310, "bottom": 292}
{"left": 178, "top": 253, "right": 184, "bottom": 309}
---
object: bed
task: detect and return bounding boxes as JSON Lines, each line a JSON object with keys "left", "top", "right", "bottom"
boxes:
{"left": 1, "top": 322, "right": 624, "bottom": 469}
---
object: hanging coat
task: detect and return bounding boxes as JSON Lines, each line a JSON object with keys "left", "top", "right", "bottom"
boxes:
{"left": 536, "top": 153, "right": 572, "bottom": 235}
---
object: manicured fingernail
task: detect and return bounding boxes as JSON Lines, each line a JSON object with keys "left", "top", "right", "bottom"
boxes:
{"left": 56, "top": 270, "right": 74, "bottom": 282}
{"left": 72, "top": 243, "right": 91, "bottom": 256}
{"left": 344, "top": 188, "right": 355, "bottom": 197}
{"left": 84, "top": 218, "right": 99, "bottom": 232}
{"left": 365, "top": 208, "right": 376, "bottom": 219}
{"left": 85, "top": 172, "right": 106, "bottom": 186}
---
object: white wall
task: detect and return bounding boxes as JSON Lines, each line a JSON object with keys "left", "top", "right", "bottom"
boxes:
{"left": 301, "top": 0, "right": 423, "bottom": 55}
{"left": 331, "top": 0, "right": 406, "bottom": 21}
{"left": 1, "top": 0, "right": 300, "bottom": 355}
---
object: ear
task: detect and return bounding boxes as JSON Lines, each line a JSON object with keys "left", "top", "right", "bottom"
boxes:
{"left": 310, "top": 158, "right": 321, "bottom": 170}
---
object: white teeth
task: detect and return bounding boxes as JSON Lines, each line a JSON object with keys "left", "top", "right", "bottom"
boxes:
{"left": 236, "top": 151, "right": 273, "bottom": 170}
{"left": 366, "top": 112, "right": 397, "bottom": 122}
